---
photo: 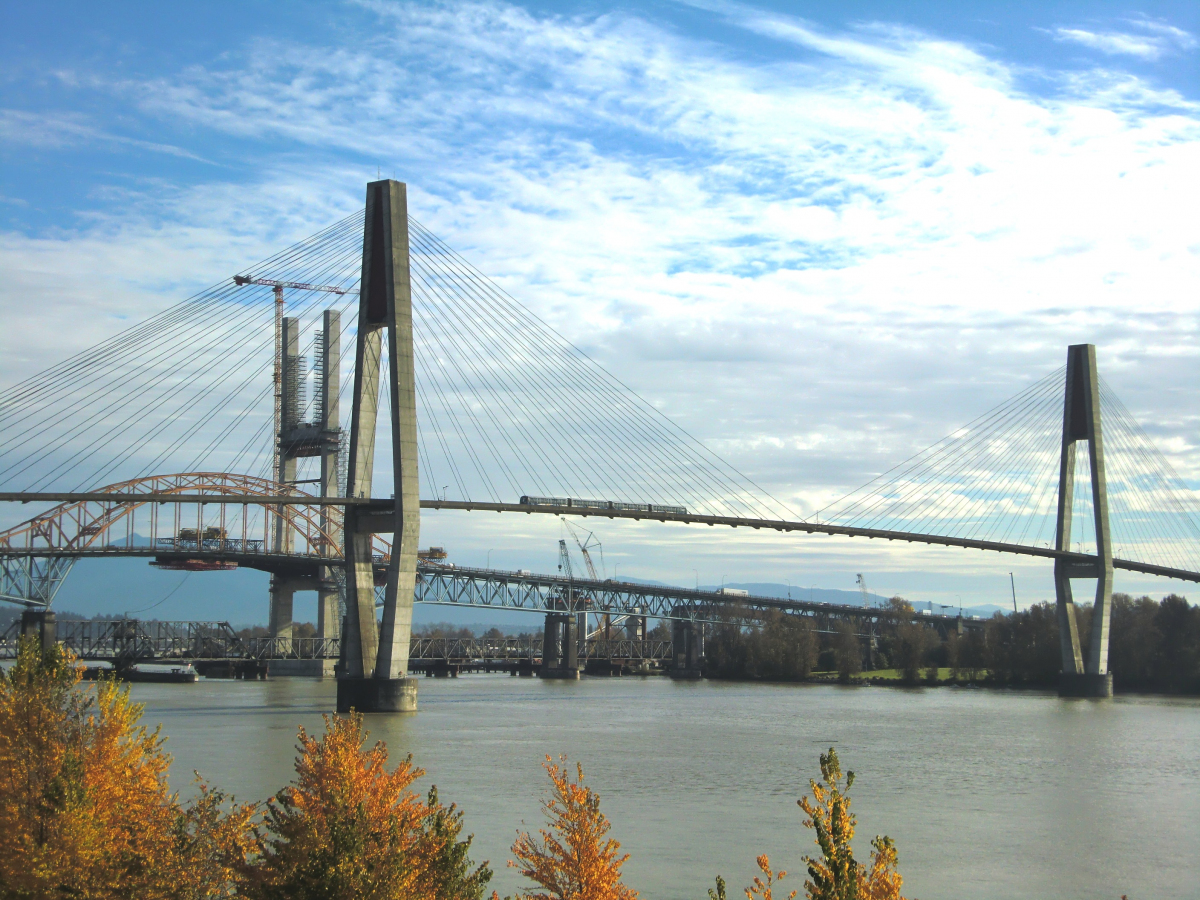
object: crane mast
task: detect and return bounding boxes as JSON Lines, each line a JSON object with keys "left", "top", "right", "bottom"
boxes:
{"left": 856, "top": 573, "right": 870, "bottom": 608}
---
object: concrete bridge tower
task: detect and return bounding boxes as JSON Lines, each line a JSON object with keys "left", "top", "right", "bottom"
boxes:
{"left": 1054, "top": 343, "right": 1114, "bottom": 697}
{"left": 337, "top": 179, "right": 421, "bottom": 713}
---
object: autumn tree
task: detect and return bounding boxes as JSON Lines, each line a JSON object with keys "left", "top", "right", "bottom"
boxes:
{"left": 245, "top": 712, "right": 490, "bottom": 900}
{"left": 0, "top": 636, "right": 255, "bottom": 899}
{"left": 798, "top": 748, "right": 908, "bottom": 900}
{"left": 509, "top": 755, "right": 637, "bottom": 900}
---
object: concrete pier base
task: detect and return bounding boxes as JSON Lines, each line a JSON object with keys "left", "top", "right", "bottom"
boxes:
{"left": 20, "top": 609, "right": 56, "bottom": 651}
{"left": 1059, "top": 672, "right": 1113, "bottom": 698}
{"left": 336, "top": 676, "right": 418, "bottom": 713}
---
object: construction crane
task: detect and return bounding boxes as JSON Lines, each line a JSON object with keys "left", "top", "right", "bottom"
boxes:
{"left": 562, "top": 519, "right": 623, "bottom": 639}
{"left": 856, "top": 573, "right": 871, "bottom": 608}
{"left": 231, "top": 276, "right": 350, "bottom": 499}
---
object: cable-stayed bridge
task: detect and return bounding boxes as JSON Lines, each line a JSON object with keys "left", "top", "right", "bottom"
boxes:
{"left": 2, "top": 180, "right": 1198, "bottom": 705}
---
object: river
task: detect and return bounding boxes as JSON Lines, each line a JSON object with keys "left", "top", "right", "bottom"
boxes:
{"left": 133, "top": 674, "right": 1199, "bottom": 899}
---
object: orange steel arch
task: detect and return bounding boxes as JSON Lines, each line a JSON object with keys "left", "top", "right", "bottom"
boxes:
{"left": 0, "top": 473, "right": 392, "bottom": 561}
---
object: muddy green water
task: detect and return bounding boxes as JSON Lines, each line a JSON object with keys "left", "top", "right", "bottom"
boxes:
{"left": 130, "top": 675, "right": 1199, "bottom": 899}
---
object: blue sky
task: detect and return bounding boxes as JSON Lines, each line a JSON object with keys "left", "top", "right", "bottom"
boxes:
{"left": 2, "top": 0, "right": 1198, "bottom": 612}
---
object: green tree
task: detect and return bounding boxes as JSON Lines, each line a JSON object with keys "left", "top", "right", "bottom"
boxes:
{"left": 832, "top": 622, "right": 862, "bottom": 682}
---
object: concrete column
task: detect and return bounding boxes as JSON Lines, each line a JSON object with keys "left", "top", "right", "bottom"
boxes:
{"left": 1054, "top": 344, "right": 1114, "bottom": 698}
{"left": 670, "top": 611, "right": 702, "bottom": 679}
{"left": 268, "top": 576, "right": 294, "bottom": 652}
{"left": 563, "top": 614, "right": 578, "bottom": 671}
{"left": 540, "top": 613, "right": 578, "bottom": 678}
{"left": 338, "top": 180, "right": 420, "bottom": 713}
{"left": 542, "top": 614, "right": 562, "bottom": 670}
{"left": 20, "top": 608, "right": 56, "bottom": 653}
{"left": 317, "top": 583, "right": 340, "bottom": 644}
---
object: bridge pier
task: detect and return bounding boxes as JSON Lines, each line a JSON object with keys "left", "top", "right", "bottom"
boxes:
{"left": 19, "top": 608, "right": 56, "bottom": 652}
{"left": 1053, "top": 344, "right": 1115, "bottom": 699}
{"left": 268, "top": 576, "right": 294, "bottom": 653}
{"left": 336, "top": 179, "right": 421, "bottom": 714}
{"left": 540, "top": 612, "right": 579, "bottom": 679}
{"left": 670, "top": 612, "right": 702, "bottom": 679}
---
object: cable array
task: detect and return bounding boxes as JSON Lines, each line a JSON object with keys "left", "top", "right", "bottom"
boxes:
{"left": 406, "top": 220, "right": 794, "bottom": 520}
{"left": 0, "top": 209, "right": 795, "bottom": 522}
{"left": 816, "top": 367, "right": 1200, "bottom": 573}
{"left": 1098, "top": 377, "right": 1200, "bottom": 574}
{"left": 4, "top": 203, "right": 1196, "bottom": 574}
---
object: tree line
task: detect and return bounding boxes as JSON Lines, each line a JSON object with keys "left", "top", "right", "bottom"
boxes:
{"left": 0, "top": 637, "right": 912, "bottom": 899}
{"left": 704, "top": 593, "right": 1200, "bottom": 694}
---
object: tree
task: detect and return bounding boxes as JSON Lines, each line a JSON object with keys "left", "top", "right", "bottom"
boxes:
{"left": 891, "top": 624, "right": 929, "bottom": 684}
{"left": 798, "top": 748, "right": 907, "bottom": 900}
{"left": 0, "top": 636, "right": 255, "bottom": 899}
{"left": 945, "top": 632, "right": 962, "bottom": 681}
{"left": 246, "top": 712, "right": 490, "bottom": 900}
{"left": 832, "top": 622, "right": 861, "bottom": 682}
{"left": 1153, "top": 595, "right": 1200, "bottom": 693}
{"left": 509, "top": 756, "right": 637, "bottom": 900}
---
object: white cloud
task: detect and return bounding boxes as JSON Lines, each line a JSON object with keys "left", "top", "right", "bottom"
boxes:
{"left": 1050, "top": 18, "right": 1198, "bottom": 60}
{"left": 0, "top": 108, "right": 209, "bottom": 160}
{"left": 2, "top": 1, "right": 1198, "bottom": 597}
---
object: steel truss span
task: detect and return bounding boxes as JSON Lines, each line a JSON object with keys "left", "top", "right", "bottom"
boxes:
{"left": 414, "top": 563, "right": 974, "bottom": 633}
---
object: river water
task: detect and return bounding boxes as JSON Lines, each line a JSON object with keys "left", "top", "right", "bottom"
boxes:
{"left": 133, "top": 675, "right": 1199, "bottom": 899}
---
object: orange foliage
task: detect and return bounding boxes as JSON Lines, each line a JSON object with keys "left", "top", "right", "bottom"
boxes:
{"left": 509, "top": 755, "right": 638, "bottom": 900}
{"left": 0, "top": 638, "right": 256, "bottom": 899}
{"left": 798, "top": 748, "right": 907, "bottom": 900}
{"left": 746, "top": 855, "right": 796, "bottom": 900}
{"left": 246, "top": 711, "right": 490, "bottom": 900}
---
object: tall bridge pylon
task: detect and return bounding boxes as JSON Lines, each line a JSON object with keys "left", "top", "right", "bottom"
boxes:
{"left": 338, "top": 179, "right": 421, "bottom": 713}
{"left": 1054, "top": 344, "right": 1114, "bottom": 697}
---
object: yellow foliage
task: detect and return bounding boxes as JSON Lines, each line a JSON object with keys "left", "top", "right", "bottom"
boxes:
{"left": 509, "top": 755, "right": 637, "bottom": 900}
{"left": 746, "top": 855, "right": 796, "bottom": 900}
{"left": 798, "top": 748, "right": 908, "bottom": 900}
{"left": 246, "top": 711, "right": 490, "bottom": 900}
{"left": 0, "top": 637, "right": 255, "bottom": 899}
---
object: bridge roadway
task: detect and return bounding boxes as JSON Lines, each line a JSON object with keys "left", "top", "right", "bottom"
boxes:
{"left": 3, "top": 492, "right": 1196, "bottom": 585}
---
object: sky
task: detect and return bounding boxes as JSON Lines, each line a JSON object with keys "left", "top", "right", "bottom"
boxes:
{"left": 2, "top": 0, "right": 1199, "bottom": 618}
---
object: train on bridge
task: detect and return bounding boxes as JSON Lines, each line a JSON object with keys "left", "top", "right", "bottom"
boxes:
{"left": 520, "top": 495, "right": 687, "bottom": 516}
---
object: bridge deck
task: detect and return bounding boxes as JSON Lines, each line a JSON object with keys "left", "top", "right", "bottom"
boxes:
{"left": 3, "top": 492, "right": 1195, "bottom": 583}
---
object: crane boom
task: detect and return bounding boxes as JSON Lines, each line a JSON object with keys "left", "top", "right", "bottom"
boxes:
{"left": 232, "top": 276, "right": 350, "bottom": 294}
{"left": 856, "top": 573, "right": 870, "bottom": 608}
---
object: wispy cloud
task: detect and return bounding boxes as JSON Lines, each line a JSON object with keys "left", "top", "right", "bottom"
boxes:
{"left": 1050, "top": 18, "right": 1198, "bottom": 60}
{"left": 0, "top": 108, "right": 210, "bottom": 161}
